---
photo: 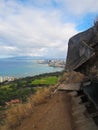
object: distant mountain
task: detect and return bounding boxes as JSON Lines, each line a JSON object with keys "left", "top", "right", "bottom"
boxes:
{"left": 0, "top": 56, "right": 65, "bottom": 60}
{"left": 3, "top": 56, "right": 45, "bottom": 60}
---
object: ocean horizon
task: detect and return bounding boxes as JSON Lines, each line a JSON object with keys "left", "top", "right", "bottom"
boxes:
{"left": 0, "top": 58, "right": 63, "bottom": 78}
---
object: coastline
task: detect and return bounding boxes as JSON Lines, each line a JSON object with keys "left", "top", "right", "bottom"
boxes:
{"left": 0, "top": 59, "right": 63, "bottom": 78}
{"left": 0, "top": 71, "right": 64, "bottom": 85}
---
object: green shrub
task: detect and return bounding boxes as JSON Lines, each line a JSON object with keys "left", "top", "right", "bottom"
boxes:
{"left": 31, "top": 76, "right": 58, "bottom": 85}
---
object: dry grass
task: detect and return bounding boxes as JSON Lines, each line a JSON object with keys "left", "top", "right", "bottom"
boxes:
{"left": 6, "top": 103, "right": 33, "bottom": 129}
{"left": 0, "top": 86, "right": 54, "bottom": 130}
{"left": 31, "top": 87, "right": 51, "bottom": 105}
{"left": 60, "top": 71, "right": 85, "bottom": 84}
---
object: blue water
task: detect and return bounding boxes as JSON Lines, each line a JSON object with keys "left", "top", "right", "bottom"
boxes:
{"left": 0, "top": 59, "right": 63, "bottom": 78}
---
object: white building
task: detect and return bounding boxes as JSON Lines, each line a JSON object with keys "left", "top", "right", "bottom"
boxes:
{"left": 0, "top": 76, "right": 3, "bottom": 82}
{"left": 0, "top": 76, "right": 15, "bottom": 83}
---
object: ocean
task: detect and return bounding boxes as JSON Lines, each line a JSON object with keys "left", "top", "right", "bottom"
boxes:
{"left": 0, "top": 59, "right": 63, "bottom": 78}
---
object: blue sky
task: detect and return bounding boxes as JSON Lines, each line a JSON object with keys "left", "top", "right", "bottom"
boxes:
{"left": 0, "top": 0, "right": 98, "bottom": 59}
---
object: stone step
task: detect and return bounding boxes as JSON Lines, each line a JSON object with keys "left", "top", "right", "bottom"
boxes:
{"left": 58, "top": 83, "right": 80, "bottom": 91}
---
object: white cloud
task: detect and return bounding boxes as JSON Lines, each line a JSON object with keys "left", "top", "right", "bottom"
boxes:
{"left": 0, "top": 45, "right": 17, "bottom": 57}
{"left": 57, "top": 0, "right": 98, "bottom": 15}
{"left": 35, "top": 0, "right": 98, "bottom": 15}
{"left": 1, "top": 0, "right": 97, "bottom": 58}
{"left": 0, "top": 0, "right": 78, "bottom": 58}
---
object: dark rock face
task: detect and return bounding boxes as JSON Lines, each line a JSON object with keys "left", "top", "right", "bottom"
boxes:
{"left": 65, "top": 22, "right": 98, "bottom": 78}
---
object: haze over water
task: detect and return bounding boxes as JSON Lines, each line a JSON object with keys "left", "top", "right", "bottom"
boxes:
{"left": 0, "top": 59, "right": 63, "bottom": 78}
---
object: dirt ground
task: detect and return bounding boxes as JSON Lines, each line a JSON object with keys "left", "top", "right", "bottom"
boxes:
{"left": 16, "top": 91, "right": 74, "bottom": 130}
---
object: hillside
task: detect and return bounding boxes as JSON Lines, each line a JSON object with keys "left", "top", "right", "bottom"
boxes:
{"left": 16, "top": 91, "right": 74, "bottom": 130}
{"left": 0, "top": 71, "right": 98, "bottom": 130}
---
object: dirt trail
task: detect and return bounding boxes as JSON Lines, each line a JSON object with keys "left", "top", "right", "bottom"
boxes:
{"left": 17, "top": 91, "right": 74, "bottom": 130}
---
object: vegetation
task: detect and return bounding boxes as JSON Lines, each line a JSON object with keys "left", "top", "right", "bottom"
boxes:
{"left": 0, "top": 72, "right": 62, "bottom": 106}
{"left": 0, "top": 87, "right": 54, "bottom": 130}
{"left": 31, "top": 76, "right": 58, "bottom": 85}
{"left": 3, "top": 87, "right": 52, "bottom": 130}
{"left": 0, "top": 72, "right": 62, "bottom": 129}
{"left": 0, "top": 84, "right": 34, "bottom": 106}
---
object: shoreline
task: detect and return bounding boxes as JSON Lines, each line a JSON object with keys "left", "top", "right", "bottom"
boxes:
{"left": 0, "top": 71, "right": 64, "bottom": 85}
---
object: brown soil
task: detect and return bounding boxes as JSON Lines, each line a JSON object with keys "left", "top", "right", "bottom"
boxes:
{"left": 16, "top": 91, "right": 74, "bottom": 130}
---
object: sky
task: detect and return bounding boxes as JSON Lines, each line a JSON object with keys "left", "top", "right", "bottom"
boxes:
{"left": 0, "top": 0, "right": 98, "bottom": 59}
